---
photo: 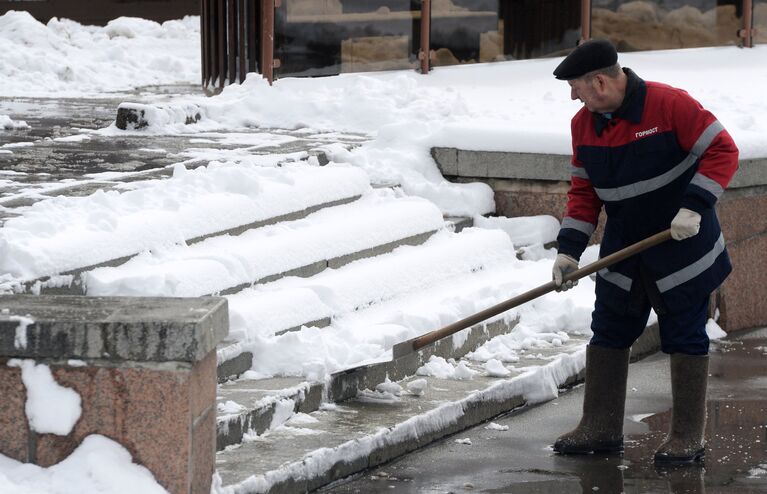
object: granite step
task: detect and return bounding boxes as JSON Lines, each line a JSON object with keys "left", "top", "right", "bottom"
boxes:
{"left": 215, "top": 316, "right": 522, "bottom": 451}
{"left": 213, "top": 323, "right": 662, "bottom": 493}
{"left": 214, "top": 334, "right": 592, "bottom": 493}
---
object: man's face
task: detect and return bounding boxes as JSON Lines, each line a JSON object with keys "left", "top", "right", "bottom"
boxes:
{"left": 568, "top": 76, "right": 603, "bottom": 112}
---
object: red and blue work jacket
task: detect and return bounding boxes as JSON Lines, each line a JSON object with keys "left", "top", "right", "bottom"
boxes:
{"left": 557, "top": 69, "right": 739, "bottom": 313}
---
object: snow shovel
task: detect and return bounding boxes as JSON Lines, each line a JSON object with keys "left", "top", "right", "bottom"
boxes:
{"left": 391, "top": 228, "right": 672, "bottom": 359}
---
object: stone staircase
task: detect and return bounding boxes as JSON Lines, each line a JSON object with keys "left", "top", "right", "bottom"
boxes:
{"left": 2, "top": 111, "right": 653, "bottom": 494}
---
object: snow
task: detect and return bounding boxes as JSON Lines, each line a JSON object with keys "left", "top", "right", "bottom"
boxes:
{"left": 483, "top": 359, "right": 512, "bottom": 377}
{"left": 706, "top": 318, "right": 727, "bottom": 340}
{"left": 0, "top": 11, "right": 200, "bottom": 97}
{"left": 406, "top": 379, "right": 428, "bottom": 396}
{"left": 84, "top": 191, "right": 444, "bottom": 297}
{"left": 8, "top": 359, "right": 81, "bottom": 436}
{"left": 218, "top": 350, "right": 586, "bottom": 493}
{"left": 416, "top": 356, "right": 478, "bottom": 380}
{"left": 9, "top": 314, "right": 34, "bottom": 349}
{"left": 93, "top": 44, "right": 767, "bottom": 217}
{"left": 0, "top": 435, "right": 168, "bottom": 494}
{"left": 473, "top": 215, "right": 560, "bottom": 247}
{"left": 0, "top": 162, "right": 370, "bottom": 280}
{"left": 484, "top": 422, "right": 509, "bottom": 431}
{"left": 0, "top": 114, "right": 29, "bottom": 130}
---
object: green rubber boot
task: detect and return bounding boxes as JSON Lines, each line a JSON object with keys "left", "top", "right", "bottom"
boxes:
{"left": 553, "top": 345, "right": 630, "bottom": 454}
{"left": 654, "top": 353, "right": 709, "bottom": 464}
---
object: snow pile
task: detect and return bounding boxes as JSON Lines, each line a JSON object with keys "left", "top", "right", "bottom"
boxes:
{"left": 0, "top": 435, "right": 168, "bottom": 494}
{"left": 9, "top": 359, "right": 81, "bottom": 435}
{"left": 0, "top": 11, "right": 200, "bottom": 97}
{"left": 0, "top": 114, "right": 29, "bottom": 130}
{"left": 473, "top": 215, "right": 560, "bottom": 247}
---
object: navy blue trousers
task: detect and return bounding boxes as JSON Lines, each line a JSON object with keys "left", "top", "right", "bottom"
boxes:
{"left": 590, "top": 295, "right": 710, "bottom": 356}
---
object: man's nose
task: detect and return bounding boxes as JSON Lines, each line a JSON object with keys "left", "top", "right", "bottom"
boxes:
{"left": 570, "top": 87, "right": 578, "bottom": 101}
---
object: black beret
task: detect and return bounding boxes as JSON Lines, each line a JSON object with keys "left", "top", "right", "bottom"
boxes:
{"left": 553, "top": 39, "right": 618, "bottom": 80}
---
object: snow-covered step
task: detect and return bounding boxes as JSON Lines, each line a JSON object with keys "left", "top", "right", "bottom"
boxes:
{"left": 212, "top": 228, "right": 560, "bottom": 445}
{"left": 225, "top": 227, "right": 516, "bottom": 344}
{"left": 214, "top": 337, "right": 590, "bottom": 494}
{"left": 0, "top": 163, "right": 369, "bottom": 294}
{"left": 84, "top": 191, "right": 446, "bottom": 297}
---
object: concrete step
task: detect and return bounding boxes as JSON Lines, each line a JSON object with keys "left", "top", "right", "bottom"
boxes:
{"left": 213, "top": 324, "right": 662, "bottom": 493}
{"left": 214, "top": 335, "right": 591, "bottom": 493}
{"left": 215, "top": 315, "right": 519, "bottom": 450}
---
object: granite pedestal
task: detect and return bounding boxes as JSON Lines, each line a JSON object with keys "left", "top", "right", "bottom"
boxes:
{"left": 0, "top": 295, "right": 228, "bottom": 494}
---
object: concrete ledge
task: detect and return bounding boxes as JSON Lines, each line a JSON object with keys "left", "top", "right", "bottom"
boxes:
{"left": 0, "top": 295, "right": 228, "bottom": 363}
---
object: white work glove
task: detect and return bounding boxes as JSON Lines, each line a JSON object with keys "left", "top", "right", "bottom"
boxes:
{"left": 670, "top": 208, "right": 701, "bottom": 241}
{"left": 552, "top": 254, "right": 579, "bottom": 291}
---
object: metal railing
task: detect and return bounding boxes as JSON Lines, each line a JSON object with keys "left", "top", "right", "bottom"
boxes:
{"left": 200, "top": 0, "right": 758, "bottom": 89}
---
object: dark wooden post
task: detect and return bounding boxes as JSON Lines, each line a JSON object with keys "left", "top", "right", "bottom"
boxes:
{"left": 260, "top": 0, "right": 275, "bottom": 84}
{"left": 580, "top": 0, "right": 591, "bottom": 42}
{"left": 419, "top": 0, "right": 431, "bottom": 74}
{"left": 739, "top": 0, "right": 754, "bottom": 48}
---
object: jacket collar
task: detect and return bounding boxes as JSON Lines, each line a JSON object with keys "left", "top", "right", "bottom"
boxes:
{"left": 593, "top": 68, "right": 646, "bottom": 136}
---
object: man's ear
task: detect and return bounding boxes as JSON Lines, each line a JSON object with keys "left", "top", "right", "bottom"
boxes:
{"left": 594, "top": 74, "right": 607, "bottom": 92}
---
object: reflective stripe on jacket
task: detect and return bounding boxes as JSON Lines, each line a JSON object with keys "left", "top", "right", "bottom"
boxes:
{"left": 557, "top": 70, "right": 739, "bottom": 312}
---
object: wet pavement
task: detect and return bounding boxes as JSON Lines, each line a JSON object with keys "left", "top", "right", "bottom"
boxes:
{"left": 327, "top": 328, "right": 767, "bottom": 494}
{"left": 0, "top": 88, "right": 368, "bottom": 218}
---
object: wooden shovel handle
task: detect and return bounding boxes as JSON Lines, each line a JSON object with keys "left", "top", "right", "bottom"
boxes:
{"left": 401, "top": 228, "right": 672, "bottom": 355}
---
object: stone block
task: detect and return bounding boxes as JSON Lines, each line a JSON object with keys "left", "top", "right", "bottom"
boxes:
{"left": 718, "top": 234, "right": 767, "bottom": 332}
{"left": 0, "top": 295, "right": 228, "bottom": 363}
{"left": 728, "top": 159, "right": 767, "bottom": 189}
{"left": 0, "top": 361, "right": 30, "bottom": 462}
{"left": 431, "top": 147, "right": 458, "bottom": 176}
{"left": 457, "top": 149, "right": 489, "bottom": 177}
{"left": 0, "top": 296, "right": 228, "bottom": 494}
{"left": 484, "top": 152, "right": 571, "bottom": 181}
{"left": 717, "top": 189, "right": 767, "bottom": 243}
{"left": 191, "top": 406, "right": 216, "bottom": 494}
{"left": 216, "top": 350, "right": 253, "bottom": 383}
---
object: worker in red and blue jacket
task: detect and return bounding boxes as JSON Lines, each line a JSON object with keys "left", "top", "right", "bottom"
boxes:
{"left": 549, "top": 40, "right": 739, "bottom": 464}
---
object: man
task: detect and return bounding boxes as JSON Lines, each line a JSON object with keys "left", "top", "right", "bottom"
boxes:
{"left": 550, "top": 39, "right": 739, "bottom": 464}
